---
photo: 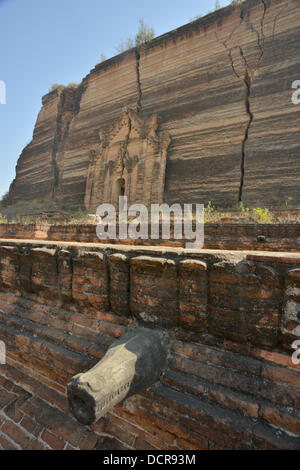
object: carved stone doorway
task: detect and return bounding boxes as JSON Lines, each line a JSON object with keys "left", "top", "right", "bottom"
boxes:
{"left": 84, "top": 108, "right": 171, "bottom": 210}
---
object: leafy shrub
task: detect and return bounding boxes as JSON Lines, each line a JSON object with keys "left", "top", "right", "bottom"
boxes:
{"left": 238, "top": 201, "right": 250, "bottom": 214}
{"left": 135, "top": 19, "right": 155, "bottom": 47}
{"left": 0, "top": 213, "right": 8, "bottom": 223}
{"left": 285, "top": 196, "right": 293, "bottom": 209}
{"left": 251, "top": 207, "right": 273, "bottom": 223}
{"left": 50, "top": 83, "right": 64, "bottom": 91}
{"left": 204, "top": 201, "right": 222, "bottom": 223}
{"left": 0, "top": 191, "right": 10, "bottom": 208}
{"left": 116, "top": 18, "right": 155, "bottom": 53}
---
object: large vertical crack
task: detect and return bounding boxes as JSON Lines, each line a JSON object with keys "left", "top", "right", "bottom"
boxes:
{"left": 216, "top": 41, "right": 254, "bottom": 202}
{"left": 221, "top": 46, "right": 254, "bottom": 201}
{"left": 260, "top": 0, "right": 267, "bottom": 42}
{"left": 121, "top": 109, "right": 132, "bottom": 178}
{"left": 242, "top": 0, "right": 268, "bottom": 72}
{"left": 258, "top": 0, "right": 267, "bottom": 67}
{"left": 135, "top": 50, "right": 142, "bottom": 112}
{"left": 238, "top": 0, "right": 267, "bottom": 200}
{"left": 216, "top": 0, "right": 268, "bottom": 202}
{"left": 239, "top": 70, "right": 254, "bottom": 202}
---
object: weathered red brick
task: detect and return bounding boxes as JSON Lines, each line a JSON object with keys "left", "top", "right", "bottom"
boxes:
{"left": 41, "top": 430, "right": 65, "bottom": 450}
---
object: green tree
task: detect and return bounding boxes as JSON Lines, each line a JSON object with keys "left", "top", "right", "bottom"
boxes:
{"left": 116, "top": 18, "right": 155, "bottom": 53}
{"left": 134, "top": 18, "right": 155, "bottom": 47}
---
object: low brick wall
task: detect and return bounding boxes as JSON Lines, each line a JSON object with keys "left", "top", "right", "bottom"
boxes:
{"left": 0, "top": 222, "right": 299, "bottom": 251}
{"left": 0, "top": 240, "right": 299, "bottom": 450}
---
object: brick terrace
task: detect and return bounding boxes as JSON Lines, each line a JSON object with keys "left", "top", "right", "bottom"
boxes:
{"left": 0, "top": 239, "right": 299, "bottom": 450}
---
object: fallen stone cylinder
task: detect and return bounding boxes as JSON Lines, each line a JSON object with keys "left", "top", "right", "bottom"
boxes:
{"left": 67, "top": 327, "right": 168, "bottom": 425}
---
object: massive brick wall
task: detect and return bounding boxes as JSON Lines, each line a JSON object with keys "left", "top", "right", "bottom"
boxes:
{"left": 0, "top": 240, "right": 299, "bottom": 450}
{"left": 9, "top": 86, "right": 86, "bottom": 204}
{"left": 8, "top": 0, "right": 300, "bottom": 209}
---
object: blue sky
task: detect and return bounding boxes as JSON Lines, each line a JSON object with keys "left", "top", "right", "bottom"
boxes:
{"left": 0, "top": 0, "right": 232, "bottom": 199}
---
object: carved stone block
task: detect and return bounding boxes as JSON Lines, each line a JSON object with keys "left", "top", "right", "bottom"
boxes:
{"left": 67, "top": 327, "right": 168, "bottom": 424}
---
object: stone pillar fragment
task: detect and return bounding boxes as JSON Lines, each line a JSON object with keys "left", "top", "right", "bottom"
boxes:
{"left": 68, "top": 327, "right": 168, "bottom": 425}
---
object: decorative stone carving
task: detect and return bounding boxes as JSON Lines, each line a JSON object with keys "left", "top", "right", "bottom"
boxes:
{"left": 67, "top": 327, "right": 168, "bottom": 425}
{"left": 84, "top": 108, "right": 171, "bottom": 210}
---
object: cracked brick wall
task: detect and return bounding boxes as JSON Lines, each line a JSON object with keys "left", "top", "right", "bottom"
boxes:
{"left": 8, "top": 0, "right": 300, "bottom": 209}
{"left": 0, "top": 241, "right": 299, "bottom": 450}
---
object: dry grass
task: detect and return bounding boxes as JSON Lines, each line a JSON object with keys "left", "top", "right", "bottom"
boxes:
{"left": 0, "top": 198, "right": 299, "bottom": 226}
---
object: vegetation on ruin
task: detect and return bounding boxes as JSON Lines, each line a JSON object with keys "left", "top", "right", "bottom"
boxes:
{"left": 0, "top": 191, "right": 10, "bottom": 209}
{"left": 134, "top": 19, "right": 155, "bottom": 47}
{"left": 50, "top": 83, "right": 64, "bottom": 91}
{"left": 284, "top": 196, "right": 293, "bottom": 209}
{"left": 203, "top": 200, "right": 299, "bottom": 224}
{"left": 50, "top": 82, "right": 79, "bottom": 92}
{"left": 0, "top": 194, "right": 298, "bottom": 226}
{"left": 252, "top": 207, "right": 273, "bottom": 223}
{"left": 66, "top": 82, "right": 79, "bottom": 88}
{"left": 115, "top": 18, "right": 155, "bottom": 53}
